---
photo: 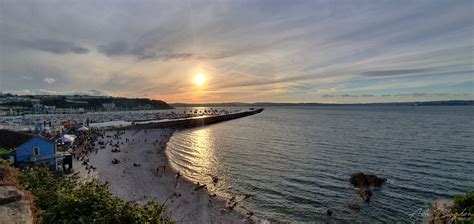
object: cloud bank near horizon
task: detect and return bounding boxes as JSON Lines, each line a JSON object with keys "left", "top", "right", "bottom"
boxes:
{"left": 0, "top": 0, "right": 473, "bottom": 103}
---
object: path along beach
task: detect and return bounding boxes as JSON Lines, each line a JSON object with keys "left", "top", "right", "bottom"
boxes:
{"left": 74, "top": 128, "right": 255, "bottom": 223}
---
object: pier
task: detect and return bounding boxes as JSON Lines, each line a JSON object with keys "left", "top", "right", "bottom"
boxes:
{"left": 126, "top": 108, "right": 264, "bottom": 129}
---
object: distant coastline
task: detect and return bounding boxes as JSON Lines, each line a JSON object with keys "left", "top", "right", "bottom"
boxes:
{"left": 171, "top": 100, "right": 474, "bottom": 107}
{"left": 2, "top": 92, "right": 473, "bottom": 118}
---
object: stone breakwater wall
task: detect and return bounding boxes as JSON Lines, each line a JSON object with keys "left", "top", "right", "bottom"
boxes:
{"left": 126, "top": 108, "right": 264, "bottom": 130}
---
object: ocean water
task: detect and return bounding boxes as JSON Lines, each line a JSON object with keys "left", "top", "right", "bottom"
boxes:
{"left": 165, "top": 106, "right": 474, "bottom": 223}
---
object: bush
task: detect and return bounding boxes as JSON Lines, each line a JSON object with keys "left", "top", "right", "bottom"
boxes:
{"left": 453, "top": 191, "right": 474, "bottom": 221}
{"left": 0, "top": 147, "right": 14, "bottom": 166}
{"left": 18, "top": 166, "right": 172, "bottom": 224}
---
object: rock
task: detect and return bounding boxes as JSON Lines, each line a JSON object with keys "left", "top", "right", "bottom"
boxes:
{"left": 243, "top": 193, "right": 252, "bottom": 200}
{"left": 348, "top": 203, "right": 360, "bottom": 210}
{"left": 366, "top": 174, "right": 386, "bottom": 187}
{"left": 0, "top": 186, "right": 34, "bottom": 224}
{"left": 357, "top": 187, "right": 372, "bottom": 203}
{"left": 349, "top": 172, "right": 385, "bottom": 202}
{"left": 0, "top": 189, "right": 22, "bottom": 205}
{"left": 350, "top": 172, "right": 386, "bottom": 188}
{"left": 326, "top": 209, "right": 333, "bottom": 216}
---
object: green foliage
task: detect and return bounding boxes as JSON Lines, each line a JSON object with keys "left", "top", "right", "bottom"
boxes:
{"left": 0, "top": 147, "right": 14, "bottom": 155}
{"left": 453, "top": 191, "right": 474, "bottom": 221}
{"left": 18, "top": 166, "right": 173, "bottom": 224}
{"left": 0, "top": 159, "right": 10, "bottom": 166}
{"left": 0, "top": 147, "right": 14, "bottom": 166}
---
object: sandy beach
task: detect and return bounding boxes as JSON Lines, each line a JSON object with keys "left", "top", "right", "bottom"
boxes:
{"left": 74, "top": 128, "right": 253, "bottom": 223}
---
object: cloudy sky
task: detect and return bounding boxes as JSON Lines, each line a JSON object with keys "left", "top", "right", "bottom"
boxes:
{"left": 0, "top": 0, "right": 473, "bottom": 103}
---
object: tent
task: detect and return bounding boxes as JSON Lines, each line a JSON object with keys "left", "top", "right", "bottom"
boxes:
{"left": 77, "top": 126, "right": 89, "bottom": 131}
{"left": 59, "top": 135, "right": 76, "bottom": 143}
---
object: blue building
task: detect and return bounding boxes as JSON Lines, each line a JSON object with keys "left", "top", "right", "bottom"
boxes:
{"left": 0, "top": 129, "right": 57, "bottom": 167}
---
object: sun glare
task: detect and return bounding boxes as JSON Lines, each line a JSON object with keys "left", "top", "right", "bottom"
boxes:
{"left": 195, "top": 74, "right": 206, "bottom": 85}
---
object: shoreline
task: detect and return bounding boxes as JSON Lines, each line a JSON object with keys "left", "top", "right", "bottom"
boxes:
{"left": 74, "top": 128, "right": 254, "bottom": 223}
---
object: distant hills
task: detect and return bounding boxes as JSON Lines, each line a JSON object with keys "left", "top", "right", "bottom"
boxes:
{"left": 1, "top": 93, "right": 472, "bottom": 111}
{"left": 0, "top": 94, "right": 172, "bottom": 110}
{"left": 171, "top": 100, "right": 474, "bottom": 107}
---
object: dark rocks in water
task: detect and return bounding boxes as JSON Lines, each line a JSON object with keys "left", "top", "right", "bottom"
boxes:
{"left": 357, "top": 188, "right": 372, "bottom": 203}
{"left": 350, "top": 172, "right": 386, "bottom": 188}
{"left": 348, "top": 203, "right": 360, "bottom": 210}
{"left": 350, "top": 172, "right": 386, "bottom": 202}
{"left": 326, "top": 209, "right": 333, "bottom": 216}
{"left": 242, "top": 193, "right": 252, "bottom": 200}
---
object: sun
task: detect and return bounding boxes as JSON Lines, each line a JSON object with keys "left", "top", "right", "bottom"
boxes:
{"left": 194, "top": 74, "right": 206, "bottom": 85}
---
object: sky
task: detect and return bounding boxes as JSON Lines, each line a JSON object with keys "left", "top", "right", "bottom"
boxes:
{"left": 0, "top": 0, "right": 473, "bottom": 103}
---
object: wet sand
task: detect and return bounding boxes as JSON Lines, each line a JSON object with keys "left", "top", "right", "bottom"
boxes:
{"left": 74, "top": 129, "right": 253, "bottom": 223}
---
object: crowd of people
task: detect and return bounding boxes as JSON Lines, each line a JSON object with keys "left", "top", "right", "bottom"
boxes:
{"left": 73, "top": 129, "right": 105, "bottom": 174}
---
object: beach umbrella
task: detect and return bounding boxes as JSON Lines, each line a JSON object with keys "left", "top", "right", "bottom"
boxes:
{"left": 59, "top": 135, "right": 76, "bottom": 143}
{"left": 77, "top": 126, "right": 89, "bottom": 131}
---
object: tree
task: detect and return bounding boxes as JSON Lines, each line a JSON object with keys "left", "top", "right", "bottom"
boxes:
{"left": 18, "top": 166, "right": 173, "bottom": 224}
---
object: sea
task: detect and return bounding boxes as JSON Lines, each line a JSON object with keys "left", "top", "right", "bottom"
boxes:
{"left": 165, "top": 106, "right": 474, "bottom": 223}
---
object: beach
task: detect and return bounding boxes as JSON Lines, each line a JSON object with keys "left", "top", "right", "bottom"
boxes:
{"left": 74, "top": 128, "right": 253, "bottom": 223}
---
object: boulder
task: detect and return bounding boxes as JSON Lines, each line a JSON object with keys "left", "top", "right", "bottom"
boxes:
{"left": 350, "top": 172, "right": 385, "bottom": 202}
{"left": 0, "top": 185, "right": 34, "bottom": 224}
{"left": 349, "top": 172, "right": 386, "bottom": 188}
{"left": 357, "top": 187, "right": 372, "bottom": 203}
{"left": 326, "top": 209, "right": 333, "bottom": 216}
{"left": 348, "top": 203, "right": 360, "bottom": 210}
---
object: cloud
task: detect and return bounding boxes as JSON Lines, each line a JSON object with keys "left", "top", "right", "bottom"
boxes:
{"left": 11, "top": 88, "right": 109, "bottom": 96}
{"left": 43, "top": 77, "right": 56, "bottom": 84}
{"left": 97, "top": 41, "right": 192, "bottom": 61}
{"left": 16, "top": 39, "right": 89, "bottom": 54}
{"left": 0, "top": 1, "right": 473, "bottom": 103}
{"left": 322, "top": 94, "right": 360, "bottom": 98}
{"left": 323, "top": 93, "right": 471, "bottom": 98}
{"left": 97, "top": 42, "right": 135, "bottom": 57}
{"left": 360, "top": 69, "right": 433, "bottom": 77}
{"left": 86, "top": 89, "right": 108, "bottom": 96}
{"left": 389, "top": 93, "right": 470, "bottom": 97}
{"left": 160, "top": 53, "right": 193, "bottom": 60}
{"left": 13, "top": 89, "right": 61, "bottom": 95}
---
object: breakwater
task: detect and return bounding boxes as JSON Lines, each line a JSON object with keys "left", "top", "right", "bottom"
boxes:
{"left": 127, "top": 108, "right": 264, "bottom": 129}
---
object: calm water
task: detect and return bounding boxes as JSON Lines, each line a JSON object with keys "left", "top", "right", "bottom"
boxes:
{"left": 166, "top": 106, "right": 474, "bottom": 223}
